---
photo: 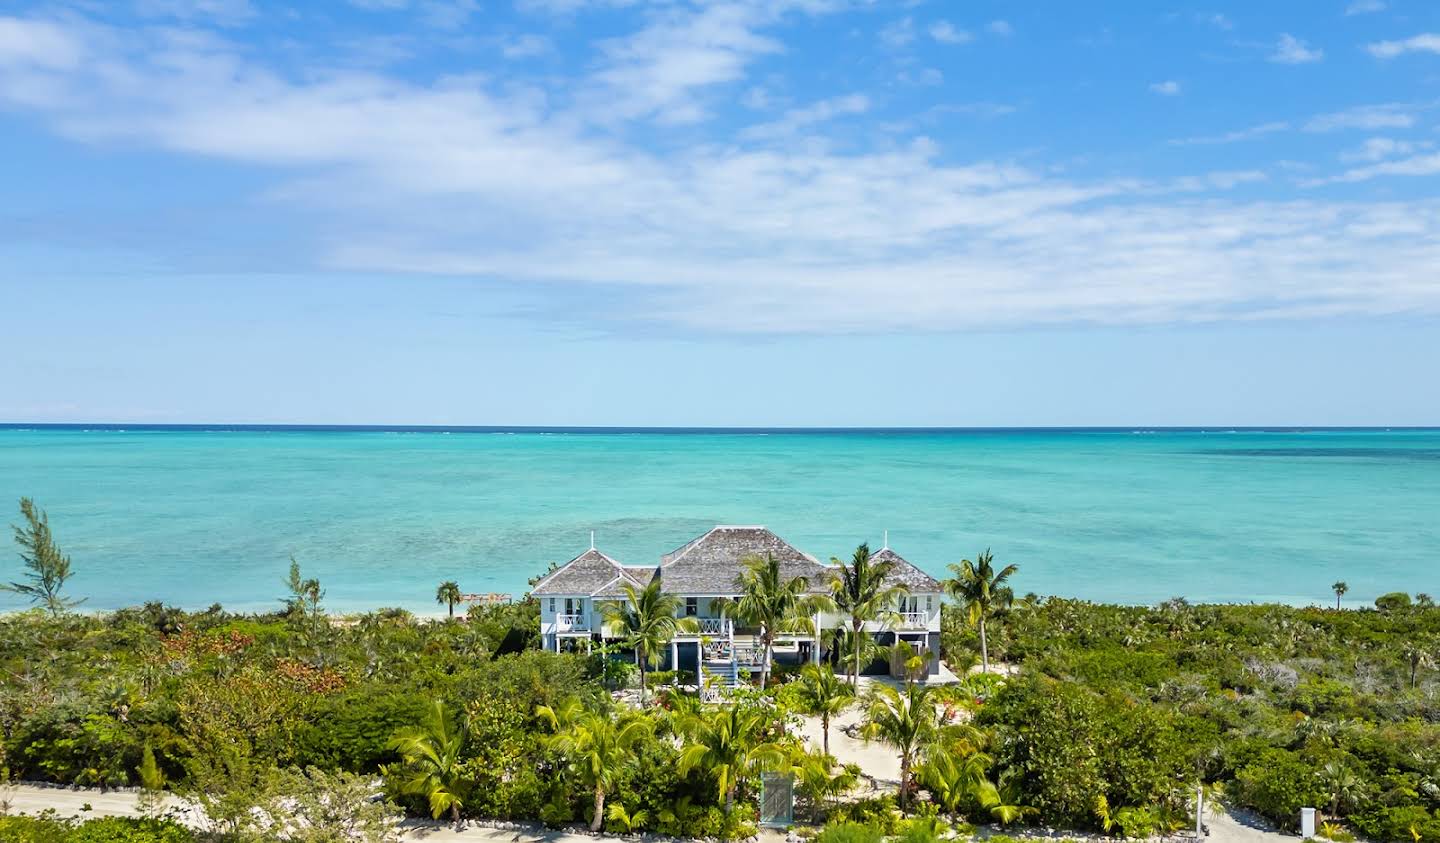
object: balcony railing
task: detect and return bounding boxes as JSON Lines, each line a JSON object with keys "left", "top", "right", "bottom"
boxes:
{"left": 557, "top": 613, "right": 588, "bottom": 630}
{"left": 896, "top": 611, "right": 931, "bottom": 629}
{"left": 676, "top": 616, "right": 730, "bottom": 636}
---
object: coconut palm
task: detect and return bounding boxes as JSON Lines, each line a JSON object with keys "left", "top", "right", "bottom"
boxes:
{"left": 677, "top": 704, "right": 788, "bottom": 813}
{"left": 977, "top": 769, "right": 1032, "bottom": 826}
{"left": 944, "top": 549, "right": 1018, "bottom": 674}
{"left": 1332, "top": 581, "right": 1349, "bottom": 610}
{"left": 923, "top": 746, "right": 993, "bottom": 816}
{"left": 537, "top": 702, "right": 652, "bottom": 831}
{"left": 830, "top": 543, "right": 905, "bottom": 685}
{"left": 387, "top": 700, "right": 470, "bottom": 826}
{"left": 603, "top": 580, "right": 693, "bottom": 703}
{"left": 792, "top": 664, "right": 854, "bottom": 755}
{"left": 787, "top": 748, "right": 859, "bottom": 823}
{"left": 435, "top": 581, "right": 463, "bottom": 619}
{"left": 859, "top": 682, "right": 942, "bottom": 810}
{"left": 721, "top": 554, "right": 835, "bottom": 689}
{"left": 606, "top": 803, "right": 650, "bottom": 834}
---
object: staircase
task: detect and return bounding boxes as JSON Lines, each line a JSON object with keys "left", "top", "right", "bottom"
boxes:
{"left": 698, "top": 633, "right": 761, "bottom": 690}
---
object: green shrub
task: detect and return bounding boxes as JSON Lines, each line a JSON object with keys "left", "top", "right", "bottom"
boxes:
{"left": 813, "top": 821, "right": 885, "bottom": 843}
{"left": 1375, "top": 592, "right": 1413, "bottom": 612}
{"left": 1232, "top": 749, "right": 1326, "bottom": 829}
{"left": 1351, "top": 806, "right": 1440, "bottom": 843}
{"left": 0, "top": 815, "right": 197, "bottom": 843}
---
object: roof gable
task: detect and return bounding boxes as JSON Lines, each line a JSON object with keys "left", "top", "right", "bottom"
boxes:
{"left": 532, "top": 548, "right": 637, "bottom": 596}
{"left": 870, "top": 547, "right": 943, "bottom": 592}
{"left": 659, "top": 526, "right": 834, "bottom": 595}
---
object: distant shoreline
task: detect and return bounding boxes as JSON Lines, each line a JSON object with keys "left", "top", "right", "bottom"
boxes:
{"left": 4, "top": 423, "right": 1439, "bottom": 434}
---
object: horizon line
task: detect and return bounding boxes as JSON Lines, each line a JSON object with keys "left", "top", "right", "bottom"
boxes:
{"left": 3, "top": 423, "right": 1438, "bottom": 434}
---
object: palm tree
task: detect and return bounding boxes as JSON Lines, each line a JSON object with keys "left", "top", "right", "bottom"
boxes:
{"left": 387, "top": 700, "right": 470, "bottom": 826}
{"left": 537, "top": 702, "right": 652, "bottom": 831}
{"left": 606, "top": 803, "right": 650, "bottom": 834}
{"left": 722, "top": 554, "right": 835, "bottom": 689}
{"left": 435, "top": 581, "right": 463, "bottom": 619}
{"left": 944, "top": 549, "right": 1017, "bottom": 674}
{"left": 977, "top": 769, "right": 1032, "bottom": 826}
{"left": 830, "top": 543, "right": 906, "bottom": 685}
{"left": 1319, "top": 761, "right": 1364, "bottom": 819}
{"left": 603, "top": 580, "right": 693, "bottom": 703}
{"left": 859, "top": 682, "right": 942, "bottom": 810}
{"left": 677, "top": 705, "right": 787, "bottom": 813}
{"left": 1402, "top": 640, "right": 1436, "bottom": 690}
{"left": 787, "top": 748, "right": 859, "bottom": 823}
{"left": 922, "top": 744, "right": 993, "bottom": 816}
{"left": 792, "top": 664, "right": 854, "bottom": 755}
{"left": 1332, "top": 581, "right": 1349, "bottom": 610}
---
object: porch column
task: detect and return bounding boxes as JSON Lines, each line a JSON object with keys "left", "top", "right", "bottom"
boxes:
{"left": 812, "top": 612, "right": 822, "bottom": 664}
{"left": 671, "top": 639, "right": 679, "bottom": 672}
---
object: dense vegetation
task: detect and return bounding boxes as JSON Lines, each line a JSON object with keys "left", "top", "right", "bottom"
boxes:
{"left": 3, "top": 502, "right": 1438, "bottom": 843}
{"left": 946, "top": 596, "right": 1440, "bottom": 841}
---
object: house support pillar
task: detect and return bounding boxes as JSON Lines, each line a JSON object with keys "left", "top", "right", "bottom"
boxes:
{"left": 671, "top": 639, "right": 679, "bottom": 672}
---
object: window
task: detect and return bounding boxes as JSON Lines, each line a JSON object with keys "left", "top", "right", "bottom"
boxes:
{"left": 548, "top": 598, "right": 555, "bottom": 612}
{"left": 926, "top": 596, "right": 933, "bottom": 611}
{"left": 685, "top": 597, "right": 698, "bottom": 617}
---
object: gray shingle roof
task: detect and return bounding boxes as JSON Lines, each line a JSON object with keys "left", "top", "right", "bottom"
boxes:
{"left": 591, "top": 567, "right": 658, "bottom": 598}
{"left": 532, "top": 548, "right": 638, "bottom": 596}
{"left": 870, "top": 547, "right": 943, "bottom": 592}
{"left": 659, "top": 526, "right": 835, "bottom": 595}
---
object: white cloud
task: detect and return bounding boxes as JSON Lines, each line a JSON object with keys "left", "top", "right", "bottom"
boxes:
{"left": 4, "top": 12, "right": 1440, "bottom": 334}
{"left": 1269, "top": 34, "right": 1323, "bottom": 64}
{"left": 928, "top": 20, "right": 972, "bottom": 45}
{"left": 740, "top": 93, "right": 869, "bottom": 140}
{"left": 1309, "top": 152, "right": 1440, "bottom": 185}
{"left": 1195, "top": 13, "right": 1232, "bottom": 30}
{"left": 1149, "top": 80, "right": 1181, "bottom": 96}
{"left": 1169, "top": 121, "right": 1289, "bottom": 146}
{"left": 133, "top": 0, "right": 257, "bottom": 25}
{"left": 1340, "top": 137, "right": 1431, "bottom": 163}
{"left": 1304, "top": 103, "right": 1415, "bottom": 132}
{"left": 1345, "top": 0, "right": 1386, "bottom": 15}
{"left": 1367, "top": 34, "right": 1440, "bottom": 59}
{"left": 587, "top": 3, "right": 788, "bottom": 124}
{"left": 1173, "top": 170, "right": 1268, "bottom": 191}
{"left": 986, "top": 20, "right": 1013, "bottom": 37}
{"left": 879, "top": 17, "right": 915, "bottom": 49}
{"left": 0, "top": 17, "right": 85, "bottom": 69}
{"left": 501, "top": 34, "right": 552, "bottom": 59}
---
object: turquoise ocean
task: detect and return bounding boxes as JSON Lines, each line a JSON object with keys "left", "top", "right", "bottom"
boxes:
{"left": 0, "top": 426, "right": 1436, "bottom": 613}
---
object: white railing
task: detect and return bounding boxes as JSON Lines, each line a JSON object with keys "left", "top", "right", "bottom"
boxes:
{"left": 676, "top": 616, "right": 730, "bottom": 636}
{"left": 557, "top": 613, "right": 588, "bottom": 631}
{"left": 897, "top": 611, "right": 930, "bottom": 629}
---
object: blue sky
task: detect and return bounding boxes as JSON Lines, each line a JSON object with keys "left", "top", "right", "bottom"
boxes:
{"left": 1, "top": 0, "right": 1439, "bottom": 425}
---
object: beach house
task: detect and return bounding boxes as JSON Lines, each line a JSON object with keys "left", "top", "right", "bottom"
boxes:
{"left": 531, "top": 525, "right": 944, "bottom": 685}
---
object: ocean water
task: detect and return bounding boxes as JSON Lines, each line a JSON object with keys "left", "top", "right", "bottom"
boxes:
{"left": 0, "top": 426, "right": 1436, "bottom": 613}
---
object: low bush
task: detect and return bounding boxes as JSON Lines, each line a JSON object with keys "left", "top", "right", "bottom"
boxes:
{"left": 812, "top": 820, "right": 885, "bottom": 843}
{"left": 0, "top": 815, "right": 197, "bottom": 843}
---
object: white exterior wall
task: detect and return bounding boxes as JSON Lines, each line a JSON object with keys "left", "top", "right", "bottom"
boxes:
{"left": 542, "top": 590, "right": 942, "bottom": 642}
{"left": 817, "top": 591, "right": 943, "bottom": 633}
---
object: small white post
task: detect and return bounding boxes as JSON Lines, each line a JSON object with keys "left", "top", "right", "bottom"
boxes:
{"left": 883, "top": 529, "right": 889, "bottom": 549}
{"left": 1196, "top": 785, "right": 1204, "bottom": 838}
{"left": 590, "top": 530, "right": 595, "bottom": 550}
{"left": 1301, "top": 807, "right": 1316, "bottom": 840}
{"left": 671, "top": 639, "right": 679, "bottom": 673}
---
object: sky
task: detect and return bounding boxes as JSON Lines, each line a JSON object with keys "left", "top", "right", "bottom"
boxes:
{"left": 1, "top": 0, "right": 1439, "bottom": 426}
